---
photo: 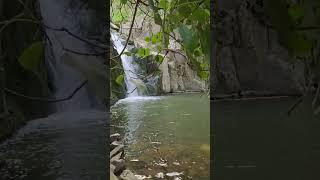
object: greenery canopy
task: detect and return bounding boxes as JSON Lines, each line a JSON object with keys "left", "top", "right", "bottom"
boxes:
{"left": 111, "top": 0, "right": 210, "bottom": 80}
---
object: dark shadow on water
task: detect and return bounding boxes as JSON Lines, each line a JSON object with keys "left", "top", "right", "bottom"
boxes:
{"left": 212, "top": 97, "right": 320, "bottom": 180}
{"left": 0, "top": 110, "right": 108, "bottom": 180}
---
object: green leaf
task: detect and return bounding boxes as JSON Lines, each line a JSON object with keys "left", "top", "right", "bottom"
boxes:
{"left": 137, "top": 48, "right": 145, "bottom": 57}
{"left": 190, "top": 8, "right": 210, "bottom": 24}
{"left": 123, "top": 51, "right": 132, "bottom": 56}
{"left": 151, "top": 35, "right": 158, "bottom": 44}
{"left": 145, "top": 48, "right": 151, "bottom": 56}
{"left": 288, "top": 4, "right": 304, "bottom": 21}
{"left": 284, "top": 32, "right": 313, "bottom": 57}
{"left": 199, "top": 70, "right": 209, "bottom": 80}
{"left": 178, "top": 25, "right": 199, "bottom": 53}
{"left": 115, "top": 74, "right": 124, "bottom": 85}
{"left": 120, "top": 0, "right": 127, "bottom": 4}
{"left": 156, "top": 45, "right": 162, "bottom": 52}
{"left": 154, "top": 55, "right": 164, "bottom": 63}
{"left": 154, "top": 13, "right": 162, "bottom": 25}
{"left": 136, "top": 48, "right": 151, "bottom": 58}
{"left": 18, "top": 41, "right": 44, "bottom": 76}
{"left": 145, "top": 37, "right": 151, "bottom": 42}
{"left": 148, "top": 0, "right": 162, "bottom": 25}
{"left": 194, "top": 48, "right": 202, "bottom": 57}
{"left": 159, "top": 0, "right": 169, "bottom": 10}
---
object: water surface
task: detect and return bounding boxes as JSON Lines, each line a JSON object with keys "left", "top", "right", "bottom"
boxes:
{"left": 213, "top": 97, "right": 320, "bottom": 179}
{"left": 111, "top": 94, "right": 210, "bottom": 179}
{"left": 0, "top": 110, "right": 108, "bottom": 180}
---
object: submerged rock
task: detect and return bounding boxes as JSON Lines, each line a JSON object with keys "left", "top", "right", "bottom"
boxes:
{"left": 120, "top": 170, "right": 139, "bottom": 180}
{"left": 135, "top": 175, "right": 152, "bottom": 179}
{"left": 155, "top": 172, "right": 164, "bottom": 178}
{"left": 173, "top": 162, "right": 181, "bottom": 166}
{"left": 166, "top": 172, "right": 183, "bottom": 177}
{"left": 155, "top": 162, "right": 168, "bottom": 167}
{"left": 130, "top": 159, "right": 139, "bottom": 162}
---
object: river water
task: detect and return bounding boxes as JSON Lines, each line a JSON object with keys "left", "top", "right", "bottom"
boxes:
{"left": 111, "top": 94, "right": 210, "bottom": 179}
{"left": 213, "top": 97, "right": 320, "bottom": 179}
{"left": 0, "top": 110, "right": 108, "bottom": 180}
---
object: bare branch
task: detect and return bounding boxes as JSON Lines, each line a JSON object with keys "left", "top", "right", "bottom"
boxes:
{"left": 4, "top": 80, "right": 88, "bottom": 103}
{"left": 43, "top": 24, "right": 108, "bottom": 50}
{"left": 110, "top": 0, "right": 140, "bottom": 60}
{"left": 63, "top": 47, "right": 106, "bottom": 57}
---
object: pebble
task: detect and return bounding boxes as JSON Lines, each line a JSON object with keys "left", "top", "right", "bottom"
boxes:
{"left": 166, "top": 172, "right": 183, "bottom": 177}
{"left": 155, "top": 162, "right": 167, "bottom": 167}
{"left": 155, "top": 172, "right": 164, "bottom": 178}
{"left": 173, "top": 162, "right": 181, "bottom": 166}
{"left": 135, "top": 175, "right": 152, "bottom": 179}
{"left": 151, "top": 142, "right": 161, "bottom": 145}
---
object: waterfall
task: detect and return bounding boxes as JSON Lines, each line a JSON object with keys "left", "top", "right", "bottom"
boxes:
{"left": 111, "top": 31, "right": 141, "bottom": 97}
{"left": 39, "top": 0, "right": 106, "bottom": 112}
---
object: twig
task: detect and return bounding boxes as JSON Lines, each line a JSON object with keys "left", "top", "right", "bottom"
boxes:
{"left": 287, "top": 96, "right": 303, "bottom": 116}
{"left": 110, "top": 0, "right": 140, "bottom": 60}
{"left": 312, "top": 82, "right": 320, "bottom": 108}
{"left": 4, "top": 80, "right": 88, "bottom": 103}
{"left": 63, "top": 47, "right": 106, "bottom": 57}
{"left": 126, "top": 87, "right": 137, "bottom": 94}
{"left": 162, "top": 48, "right": 187, "bottom": 59}
{"left": 43, "top": 25, "right": 108, "bottom": 50}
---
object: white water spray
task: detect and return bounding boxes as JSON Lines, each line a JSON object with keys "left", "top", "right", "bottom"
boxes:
{"left": 111, "top": 31, "right": 139, "bottom": 97}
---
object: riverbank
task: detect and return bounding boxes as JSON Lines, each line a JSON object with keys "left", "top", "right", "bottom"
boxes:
{"left": 110, "top": 133, "right": 138, "bottom": 180}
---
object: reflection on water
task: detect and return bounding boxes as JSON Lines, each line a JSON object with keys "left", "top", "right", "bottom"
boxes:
{"left": 213, "top": 97, "right": 320, "bottom": 179}
{"left": 111, "top": 94, "right": 210, "bottom": 179}
{"left": 0, "top": 110, "right": 108, "bottom": 180}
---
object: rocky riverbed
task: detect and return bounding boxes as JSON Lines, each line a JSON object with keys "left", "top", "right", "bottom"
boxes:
{"left": 111, "top": 95, "right": 210, "bottom": 179}
{"left": 110, "top": 133, "right": 138, "bottom": 180}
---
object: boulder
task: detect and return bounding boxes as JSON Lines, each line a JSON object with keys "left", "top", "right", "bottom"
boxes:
{"left": 120, "top": 170, "right": 139, "bottom": 180}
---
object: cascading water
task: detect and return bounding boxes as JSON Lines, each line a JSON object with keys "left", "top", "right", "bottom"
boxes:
{"left": 0, "top": 1, "right": 108, "bottom": 179}
{"left": 111, "top": 31, "right": 141, "bottom": 97}
{"left": 39, "top": 0, "right": 106, "bottom": 112}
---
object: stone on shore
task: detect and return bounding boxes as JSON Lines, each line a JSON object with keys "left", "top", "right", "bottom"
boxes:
{"left": 120, "top": 170, "right": 139, "bottom": 180}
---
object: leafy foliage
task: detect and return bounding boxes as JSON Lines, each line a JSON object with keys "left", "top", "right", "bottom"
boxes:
{"left": 265, "top": 0, "right": 317, "bottom": 58}
{"left": 18, "top": 41, "right": 44, "bottom": 78}
{"left": 264, "top": 0, "right": 320, "bottom": 114}
{"left": 111, "top": 0, "right": 210, "bottom": 81}
{"left": 115, "top": 74, "right": 124, "bottom": 85}
{"left": 149, "top": 0, "right": 210, "bottom": 79}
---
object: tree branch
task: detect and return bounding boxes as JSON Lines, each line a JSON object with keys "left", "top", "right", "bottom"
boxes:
{"left": 110, "top": 0, "right": 140, "bottom": 60}
{"left": 4, "top": 80, "right": 88, "bottom": 103}
{"left": 43, "top": 24, "right": 108, "bottom": 50}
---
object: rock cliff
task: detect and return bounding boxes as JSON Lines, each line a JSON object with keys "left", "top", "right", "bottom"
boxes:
{"left": 212, "top": 0, "right": 306, "bottom": 96}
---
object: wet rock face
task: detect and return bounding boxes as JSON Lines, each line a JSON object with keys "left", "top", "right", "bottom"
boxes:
{"left": 213, "top": 0, "right": 306, "bottom": 95}
{"left": 160, "top": 52, "right": 207, "bottom": 93}
{"left": 119, "top": 14, "right": 206, "bottom": 94}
